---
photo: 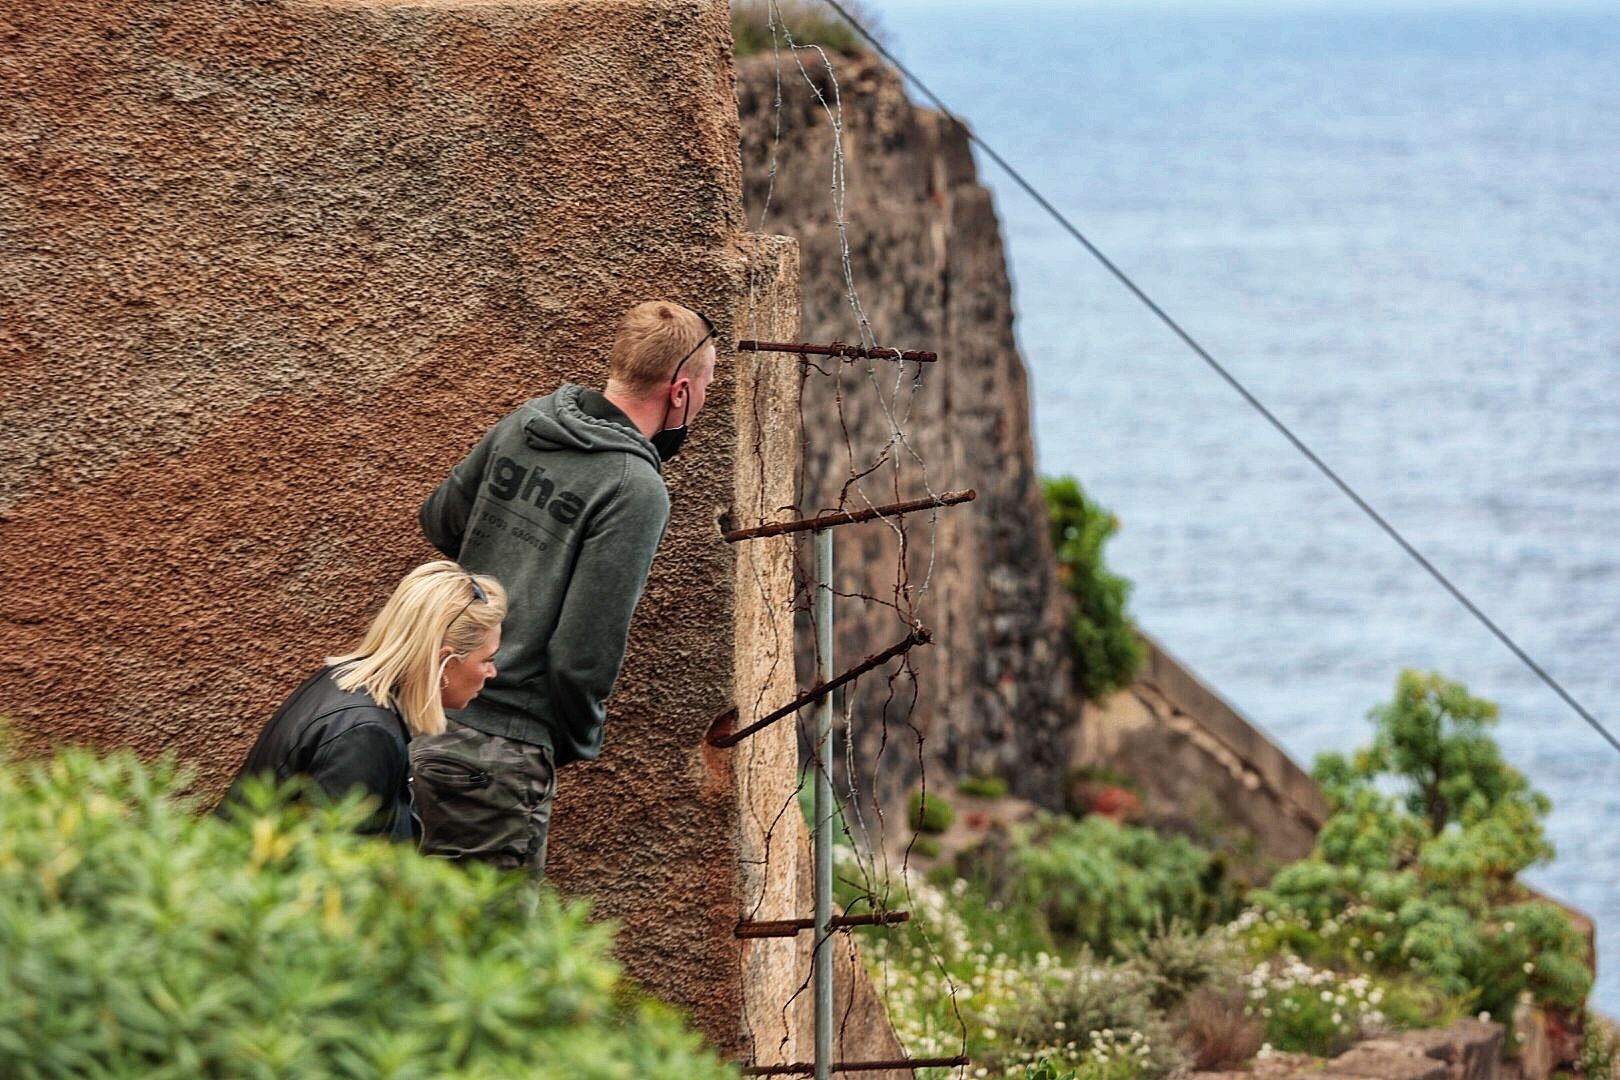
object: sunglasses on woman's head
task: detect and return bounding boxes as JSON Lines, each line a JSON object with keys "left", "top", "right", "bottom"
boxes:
{"left": 449, "top": 572, "right": 489, "bottom": 634}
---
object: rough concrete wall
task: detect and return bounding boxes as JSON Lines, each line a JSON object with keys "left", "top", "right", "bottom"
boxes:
{"left": 724, "top": 241, "right": 908, "bottom": 1074}
{"left": 1075, "top": 637, "right": 1332, "bottom": 869}
{"left": 0, "top": 0, "right": 905, "bottom": 1063}
{"left": 0, "top": 0, "right": 745, "bottom": 773}
{"left": 736, "top": 51, "right": 1076, "bottom": 824}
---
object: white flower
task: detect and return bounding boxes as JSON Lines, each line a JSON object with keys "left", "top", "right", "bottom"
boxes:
{"left": 1321, "top": 990, "right": 1335, "bottom": 1002}
{"left": 1523, "top": 962, "right": 1535, "bottom": 974}
{"left": 1479, "top": 1011, "right": 1492, "bottom": 1022}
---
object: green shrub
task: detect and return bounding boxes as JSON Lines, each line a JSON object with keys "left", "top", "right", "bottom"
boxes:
{"left": 958, "top": 775, "right": 1010, "bottom": 799}
{"left": 0, "top": 744, "right": 738, "bottom": 1080}
{"left": 991, "top": 815, "right": 1237, "bottom": 957}
{"left": 911, "top": 835, "right": 942, "bottom": 859}
{"left": 1253, "top": 670, "right": 1591, "bottom": 1020}
{"left": 1042, "top": 477, "right": 1145, "bottom": 701}
{"left": 731, "top": 0, "right": 878, "bottom": 57}
{"left": 1131, "top": 920, "right": 1243, "bottom": 1009}
{"left": 1009, "top": 959, "right": 1183, "bottom": 1079}
{"left": 1580, "top": 1014, "right": 1620, "bottom": 1080}
{"left": 909, "top": 789, "right": 956, "bottom": 835}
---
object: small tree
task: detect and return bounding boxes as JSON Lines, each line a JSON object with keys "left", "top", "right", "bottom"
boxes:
{"left": 1261, "top": 670, "right": 1589, "bottom": 1022}
{"left": 1042, "top": 476, "right": 1145, "bottom": 701}
{"left": 1322, "top": 669, "right": 1554, "bottom": 891}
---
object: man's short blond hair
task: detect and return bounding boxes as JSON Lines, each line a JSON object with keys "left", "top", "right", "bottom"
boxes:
{"left": 608, "top": 301, "right": 711, "bottom": 396}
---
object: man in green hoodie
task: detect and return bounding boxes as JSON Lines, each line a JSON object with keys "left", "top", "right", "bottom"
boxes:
{"left": 411, "top": 301, "right": 717, "bottom": 876}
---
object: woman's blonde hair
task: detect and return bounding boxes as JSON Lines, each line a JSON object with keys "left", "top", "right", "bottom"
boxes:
{"left": 327, "top": 561, "right": 508, "bottom": 738}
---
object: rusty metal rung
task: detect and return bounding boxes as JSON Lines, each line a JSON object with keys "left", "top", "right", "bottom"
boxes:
{"left": 735, "top": 911, "right": 911, "bottom": 939}
{"left": 707, "top": 628, "right": 932, "bottom": 749}
{"left": 741, "top": 1056, "right": 970, "bottom": 1076}
{"left": 723, "top": 490, "right": 976, "bottom": 543}
{"left": 738, "top": 339, "right": 938, "bottom": 364}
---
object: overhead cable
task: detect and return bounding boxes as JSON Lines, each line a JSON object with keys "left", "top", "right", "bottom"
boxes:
{"left": 814, "top": 0, "right": 1620, "bottom": 756}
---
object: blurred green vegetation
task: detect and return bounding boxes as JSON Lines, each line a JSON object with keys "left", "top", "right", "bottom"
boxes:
{"left": 0, "top": 741, "right": 738, "bottom": 1080}
{"left": 731, "top": 0, "right": 870, "bottom": 57}
{"left": 1043, "top": 476, "right": 1145, "bottom": 700}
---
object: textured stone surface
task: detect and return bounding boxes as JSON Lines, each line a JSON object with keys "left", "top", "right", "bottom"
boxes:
{"left": 0, "top": 0, "right": 905, "bottom": 1063}
{"left": 736, "top": 50, "right": 1075, "bottom": 825}
{"left": 1395, "top": 1019, "right": 1503, "bottom": 1080}
{"left": 1195, "top": 1022, "right": 1506, "bottom": 1080}
{"left": 1324, "top": 1041, "right": 1451, "bottom": 1080}
{"left": 735, "top": 51, "right": 1327, "bottom": 868}
{"left": 1075, "top": 636, "right": 1328, "bottom": 867}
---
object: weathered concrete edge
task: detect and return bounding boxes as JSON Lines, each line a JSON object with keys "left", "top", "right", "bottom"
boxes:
{"left": 1136, "top": 633, "right": 1333, "bottom": 828}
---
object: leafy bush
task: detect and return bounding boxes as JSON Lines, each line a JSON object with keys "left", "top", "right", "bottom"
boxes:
{"left": 911, "top": 835, "right": 943, "bottom": 859}
{"left": 1254, "top": 670, "right": 1591, "bottom": 1021}
{"left": 1043, "top": 477, "right": 1145, "bottom": 700}
{"left": 1009, "top": 960, "right": 1182, "bottom": 1079}
{"left": 1239, "top": 954, "right": 1390, "bottom": 1056}
{"left": 989, "top": 815, "right": 1237, "bottom": 956}
{"left": 731, "top": 0, "right": 879, "bottom": 57}
{"left": 909, "top": 789, "right": 956, "bottom": 835}
{"left": 1580, "top": 1014, "right": 1620, "bottom": 1080}
{"left": 1132, "top": 919, "right": 1243, "bottom": 1009}
{"left": 0, "top": 744, "right": 738, "bottom": 1080}
{"left": 959, "top": 775, "right": 1010, "bottom": 799}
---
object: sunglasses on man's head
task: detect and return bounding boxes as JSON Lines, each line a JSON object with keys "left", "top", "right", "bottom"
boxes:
{"left": 668, "top": 310, "right": 717, "bottom": 384}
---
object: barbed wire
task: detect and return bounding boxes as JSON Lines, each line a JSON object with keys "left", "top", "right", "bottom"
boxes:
{"left": 731, "top": 3, "right": 972, "bottom": 1075}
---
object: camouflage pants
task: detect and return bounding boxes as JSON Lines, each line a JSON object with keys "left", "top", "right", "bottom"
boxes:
{"left": 410, "top": 719, "right": 556, "bottom": 878}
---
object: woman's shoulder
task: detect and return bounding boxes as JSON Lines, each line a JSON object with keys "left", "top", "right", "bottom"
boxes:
{"left": 308, "top": 666, "right": 408, "bottom": 735}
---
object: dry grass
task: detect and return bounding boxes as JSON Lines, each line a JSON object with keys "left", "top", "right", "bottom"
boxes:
{"left": 1182, "top": 988, "right": 1267, "bottom": 1071}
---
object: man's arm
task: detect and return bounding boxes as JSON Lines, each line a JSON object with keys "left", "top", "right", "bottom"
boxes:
{"left": 419, "top": 425, "right": 502, "bottom": 557}
{"left": 544, "top": 466, "right": 671, "bottom": 766}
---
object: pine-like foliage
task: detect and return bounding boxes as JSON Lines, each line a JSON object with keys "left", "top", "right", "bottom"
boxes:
{"left": 988, "top": 815, "right": 1237, "bottom": 956}
{"left": 0, "top": 741, "right": 739, "bottom": 1080}
{"left": 1043, "top": 476, "right": 1146, "bottom": 701}
{"left": 1257, "top": 670, "right": 1591, "bottom": 1020}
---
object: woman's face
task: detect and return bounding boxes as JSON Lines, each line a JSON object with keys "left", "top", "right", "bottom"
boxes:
{"left": 441, "top": 626, "right": 501, "bottom": 711}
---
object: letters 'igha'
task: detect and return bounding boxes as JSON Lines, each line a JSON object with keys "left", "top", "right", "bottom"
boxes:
{"left": 487, "top": 457, "right": 585, "bottom": 526}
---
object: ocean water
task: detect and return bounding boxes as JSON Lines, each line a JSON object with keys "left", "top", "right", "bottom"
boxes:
{"left": 869, "top": 1, "right": 1620, "bottom": 1012}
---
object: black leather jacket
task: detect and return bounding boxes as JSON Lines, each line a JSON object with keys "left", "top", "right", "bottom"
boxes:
{"left": 221, "top": 666, "right": 415, "bottom": 841}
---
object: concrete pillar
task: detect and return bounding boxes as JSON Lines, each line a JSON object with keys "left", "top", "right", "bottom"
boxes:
{"left": 1, "top": 0, "right": 901, "bottom": 1064}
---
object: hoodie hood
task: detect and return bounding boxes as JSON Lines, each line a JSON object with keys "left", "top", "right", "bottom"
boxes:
{"left": 521, "top": 384, "right": 662, "bottom": 472}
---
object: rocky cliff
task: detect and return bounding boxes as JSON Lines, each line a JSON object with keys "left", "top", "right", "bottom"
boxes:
{"left": 734, "top": 50, "right": 1337, "bottom": 871}
{"left": 735, "top": 51, "right": 1077, "bottom": 823}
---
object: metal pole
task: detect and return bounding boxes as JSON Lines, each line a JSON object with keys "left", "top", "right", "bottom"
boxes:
{"left": 812, "top": 527, "right": 834, "bottom": 1080}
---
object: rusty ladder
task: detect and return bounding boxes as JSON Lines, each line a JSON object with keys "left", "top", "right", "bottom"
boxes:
{"left": 716, "top": 340, "right": 975, "bottom": 1079}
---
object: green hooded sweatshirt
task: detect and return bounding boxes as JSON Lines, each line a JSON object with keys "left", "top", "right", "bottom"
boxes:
{"left": 419, "top": 384, "right": 670, "bottom": 765}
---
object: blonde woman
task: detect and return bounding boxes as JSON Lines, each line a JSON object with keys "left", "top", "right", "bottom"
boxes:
{"left": 221, "top": 561, "right": 507, "bottom": 839}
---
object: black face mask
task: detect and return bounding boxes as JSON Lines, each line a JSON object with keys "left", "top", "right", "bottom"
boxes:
{"left": 651, "top": 396, "right": 690, "bottom": 462}
{"left": 652, "top": 310, "right": 716, "bottom": 464}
